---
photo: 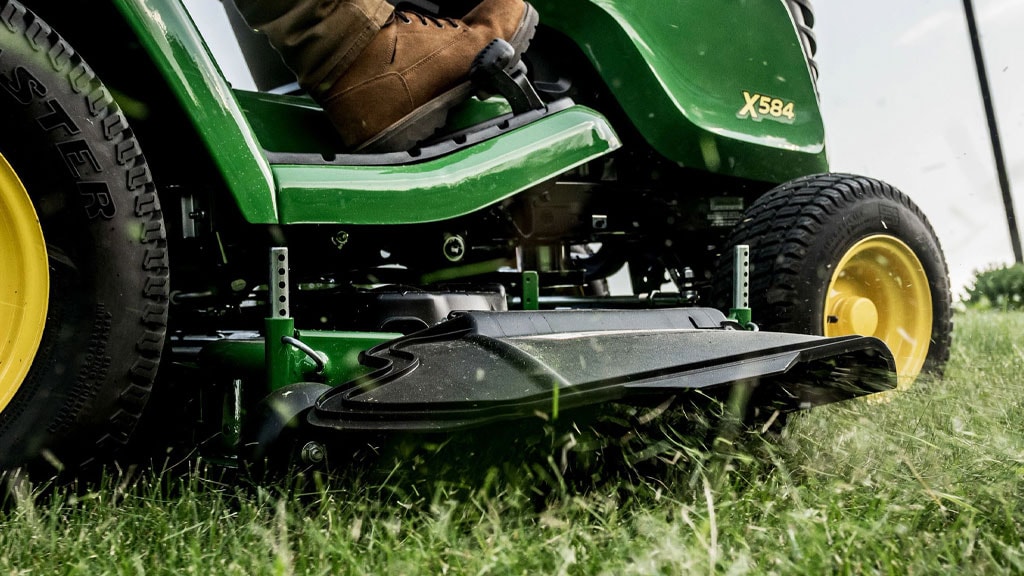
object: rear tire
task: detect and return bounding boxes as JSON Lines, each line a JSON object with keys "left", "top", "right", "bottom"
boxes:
{"left": 716, "top": 173, "right": 952, "bottom": 381}
{"left": 0, "top": 1, "right": 168, "bottom": 472}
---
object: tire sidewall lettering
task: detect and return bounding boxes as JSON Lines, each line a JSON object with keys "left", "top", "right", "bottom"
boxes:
{"left": 0, "top": 3, "right": 167, "bottom": 469}
{"left": 0, "top": 1, "right": 27, "bottom": 34}
{"left": 1, "top": 65, "right": 46, "bottom": 104}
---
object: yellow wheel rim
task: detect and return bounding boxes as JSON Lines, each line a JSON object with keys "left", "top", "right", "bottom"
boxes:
{"left": 0, "top": 152, "right": 49, "bottom": 414}
{"left": 824, "top": 234, "right": 932, "bottom": 382}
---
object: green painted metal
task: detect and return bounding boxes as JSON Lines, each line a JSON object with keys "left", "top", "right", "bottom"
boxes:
{"left": 234, "top": 91, "right": 516, "bottom": 154}
{"left": 234, "top": 90, "right": 346, "bottom": 154}
{"left": 728, "top": 307, "right": 753, "bottom": 329}
{"left": 221, "top": 379, "right": 243, "bottom": 449}
{"left": 295, "top": 331, "right": 400, "bottom": 384}
{"left": 199, "top": 330, "right": 397, "bottom": 391}
{"left": 522, "top": 271, "right": 540, "bottom": 311}
{"left": 532, "top": 0, "right": 828, "bottom": 182}
{"left": 199, "top": 340, "right": 264, "bottom": 380}
{"left": 265, "top": 317, "right": 296, "bottom": 391}
{"left": 112, "top": 0, "right": 279, "bottom": 223}
{"left": 446, "top": 97, "right": 515, "bottom": 132}
{"left": 275, "top": 106, "right": 620, "bottom": 225}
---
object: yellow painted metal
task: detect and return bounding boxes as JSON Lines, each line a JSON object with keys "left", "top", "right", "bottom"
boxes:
{"left": 0, "top": 153, "right": 49, "bottom": 414}
{"left": 824, "top": 235, "right": 932, "bottom": 381}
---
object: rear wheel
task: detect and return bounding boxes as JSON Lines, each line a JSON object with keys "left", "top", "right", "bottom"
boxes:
{"left": 0, "top": 155, "right": 48, "bottom": 419}
{"left": 0, "top": 2, "right": 168, "bottom": 472}
{"left": 717, "top": 173, "right": 952, "bottom": 382}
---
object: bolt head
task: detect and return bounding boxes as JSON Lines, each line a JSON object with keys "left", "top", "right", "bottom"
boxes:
{"left": 300, "top": 441, "right": 326, "bottom": 464}
{"left": 443, "top": 235, "right": 467, "bottom": 262}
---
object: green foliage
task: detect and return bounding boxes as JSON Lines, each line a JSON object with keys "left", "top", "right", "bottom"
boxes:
{"left": 3, "top": 311, "right": 1024, "bottom": 574}
{"left": 964, "top": 263, "right": 1024, "bottom": 310}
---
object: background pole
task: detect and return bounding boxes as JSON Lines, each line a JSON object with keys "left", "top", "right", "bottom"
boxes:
{"left": 962, "top": 0, "right": 1023, "bottom": 263}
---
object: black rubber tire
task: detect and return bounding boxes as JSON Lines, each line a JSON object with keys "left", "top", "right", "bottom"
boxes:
{"left": 0, "top": 1, "right": 168, "bottom": 472}
{"left": 714, "top": 173, "right": 952, "bottom": 374}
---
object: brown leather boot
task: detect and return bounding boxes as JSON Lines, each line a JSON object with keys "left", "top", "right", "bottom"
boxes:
{"left": 318, "top": 0, "right": 538, "bottom": 153}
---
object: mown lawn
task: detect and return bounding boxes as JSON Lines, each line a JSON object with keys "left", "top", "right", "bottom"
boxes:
{"left": 2, "top": 310, "right": 1023, "bottom": 574}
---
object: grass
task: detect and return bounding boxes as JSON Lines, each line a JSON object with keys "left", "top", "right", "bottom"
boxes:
{"left": 3, "top": 310, "right": 1024, "bottom": 574}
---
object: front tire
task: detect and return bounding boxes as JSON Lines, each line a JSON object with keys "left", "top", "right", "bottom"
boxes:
{"left": 0, "top": 1, "right": 168, "bottom": 472}
{"left": 718, "top": 173, "right": 952, "bottom": 381}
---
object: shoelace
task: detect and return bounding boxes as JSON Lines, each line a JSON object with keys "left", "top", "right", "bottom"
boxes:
{"left": 395, "top": 10, "right": 459, "bottom": 28}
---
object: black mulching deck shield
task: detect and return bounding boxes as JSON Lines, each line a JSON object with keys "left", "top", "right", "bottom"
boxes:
{"left": 308, "top": 309, "right": 896, "bottom": 432}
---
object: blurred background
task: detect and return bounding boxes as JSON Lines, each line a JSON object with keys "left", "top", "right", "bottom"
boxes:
{"left": 183, "top": 0, "right": 1024, "bottom": 298}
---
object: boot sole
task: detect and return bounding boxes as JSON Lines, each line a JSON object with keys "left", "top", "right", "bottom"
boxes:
{"left": 356, "top": 2, "right": 539, "bottom": 154}
{"left": 357, "top": 81, "right": 475, "bottom": 153}
{"left": 507, "top": 1, "right": 539, "bottom": 62}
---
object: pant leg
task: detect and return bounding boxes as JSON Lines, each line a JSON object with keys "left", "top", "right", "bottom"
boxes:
{"left": 233, "top": 0, "right": 393, "bottom": 95}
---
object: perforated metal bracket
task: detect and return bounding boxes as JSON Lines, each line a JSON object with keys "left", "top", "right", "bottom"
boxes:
{"left": 728, "top": 244, "right": 755, "bottom": 329}
{"left": 270, "top": 247, "right": 289, "bottom": 319}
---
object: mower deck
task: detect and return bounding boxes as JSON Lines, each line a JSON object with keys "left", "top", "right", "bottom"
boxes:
{"left": 306, "top": 308, "right": 896, "bottom": 433}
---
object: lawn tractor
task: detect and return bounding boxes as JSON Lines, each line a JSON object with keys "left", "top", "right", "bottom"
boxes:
{"left": 0, "top": 0, "right": 952, "bottom": 473}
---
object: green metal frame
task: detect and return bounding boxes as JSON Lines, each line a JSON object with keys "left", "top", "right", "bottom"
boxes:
{"left": 201, "top": 327, "right": 399, "bottom": 392}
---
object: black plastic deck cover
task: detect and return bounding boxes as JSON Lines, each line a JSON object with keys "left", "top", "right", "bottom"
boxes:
{"left": 309, "top": 308, "right": 895, "bottom": 432}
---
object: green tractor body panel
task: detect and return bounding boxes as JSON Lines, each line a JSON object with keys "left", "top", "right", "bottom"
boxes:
{"left": 114, "top": 0, "right": 824, "bottom": 229}
{"left": 274, "top": 106, "right": 619, "bottom": 225}
{"left": 113, "top": 0, "right": 280, "bottom": 224}
{"left": 112, "top": 0, "right": 621, "bottom": 225}
{"left": 533, "top": 0, "right": 828, "bottom": 181}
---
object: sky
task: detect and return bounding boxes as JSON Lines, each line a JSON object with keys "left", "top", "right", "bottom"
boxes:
{"left": 183, "top": 0, "right": 1024, "bottom": 297}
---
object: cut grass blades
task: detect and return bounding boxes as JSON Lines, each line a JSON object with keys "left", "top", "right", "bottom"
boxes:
{"left": 2, "top": 310, "right": 1024, "bottom": 574}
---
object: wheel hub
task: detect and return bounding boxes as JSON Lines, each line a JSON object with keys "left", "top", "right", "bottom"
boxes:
{"left": 831, "top": 295, "right": 879, "bottom": 336}
{"left": 824, "top": 235, "right": 932, "bottom": 380}
{"left": 0, "top": 152, "right": 49, "bottom": 414}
